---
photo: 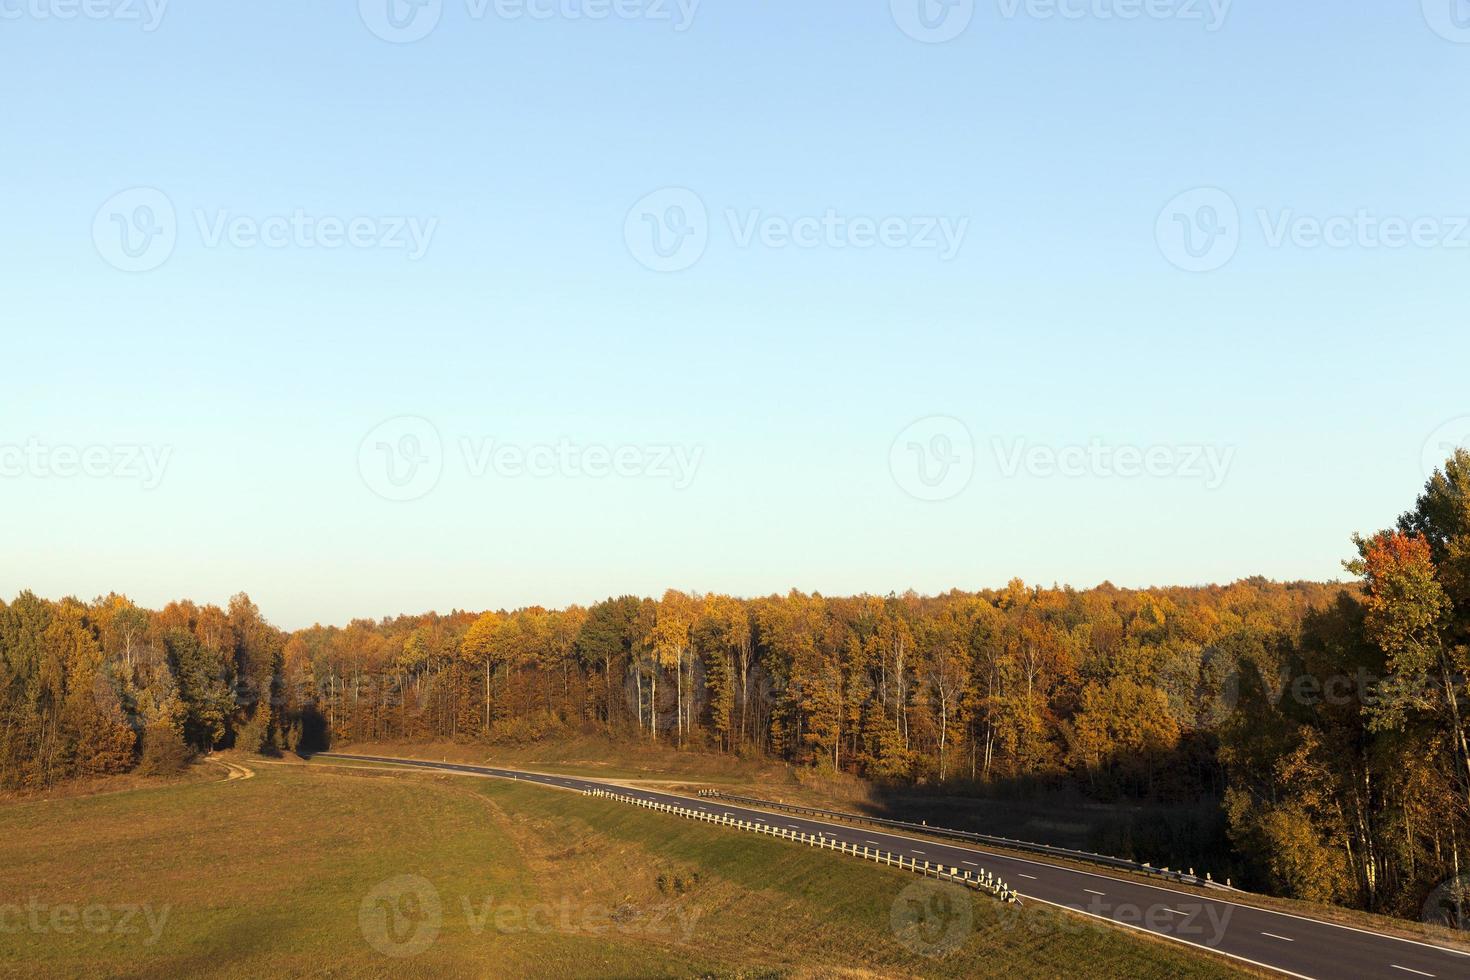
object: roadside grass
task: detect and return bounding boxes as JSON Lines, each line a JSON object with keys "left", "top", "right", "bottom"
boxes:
{"left": 336, "top": 739, "right": 1470, "bottom": 952}
{"left": 469, "top": 775, "right": 1259, "bottom": 978}
{"left": 0, "top": 759, "right": 1257, "bottom": 978}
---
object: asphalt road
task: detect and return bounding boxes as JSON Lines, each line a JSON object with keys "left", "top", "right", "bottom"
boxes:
{"left": 318, "top": 752, "right": 1469, "bottom": 979}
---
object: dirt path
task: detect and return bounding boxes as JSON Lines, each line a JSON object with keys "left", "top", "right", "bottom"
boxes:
{"left": 209, "top": 759, "right": 255, "bottom": 781}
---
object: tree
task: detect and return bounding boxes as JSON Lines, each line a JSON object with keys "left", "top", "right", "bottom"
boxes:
{"left": 647, "top": 590, "right": 697, "bottom": 745}
{"left": 1350, "top": 529, "right": 1470, "bottom": 842}
{"left": 1068, "top": 677, "right": 1179, "bottom": 796}
{"left": 164, "top": 628, "right": 231, "bottom": 752}
{"left": 922, "top": 611, "right": 971, "bottom": 781}
{"left": 702, "top": 594, "right": 752, "bottom": 749}
{"left": 48, "top": 602, "right": 135, "bottom": 775}
{"left": 461, "top": 612, "right": 504, "bottom": 734}
{"left": 575, "top": 597, "right": 642, "bottom": 729}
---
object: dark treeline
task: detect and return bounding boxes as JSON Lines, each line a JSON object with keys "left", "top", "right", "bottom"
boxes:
{"left": 4, "top": 451, "right": 1469, "bottom": 925}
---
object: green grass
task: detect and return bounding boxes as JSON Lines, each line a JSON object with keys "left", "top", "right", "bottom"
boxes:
{"left": 0, "top": 759, "right": 1256, "bottom": 978}
{"left": 344, "top": 739, "right": 1470, "bottom": 951}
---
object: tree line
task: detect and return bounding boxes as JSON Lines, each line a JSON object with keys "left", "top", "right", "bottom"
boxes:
{"left": 3, "top": 451, "right": 1468, "bottom": 924}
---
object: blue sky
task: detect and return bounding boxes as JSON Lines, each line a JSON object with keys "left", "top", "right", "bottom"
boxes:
{"left": 3, "top": 2, "right": 1468, "bottom": 629}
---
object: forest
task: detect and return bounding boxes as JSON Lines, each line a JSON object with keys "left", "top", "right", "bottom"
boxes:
{"left": 3, "top": 450, "right": 1468, "bottom": 926}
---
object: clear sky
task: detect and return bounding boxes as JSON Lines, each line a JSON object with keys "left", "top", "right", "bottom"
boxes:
{"left": 3, "top": 2, "right": 1468, "bottom": 629}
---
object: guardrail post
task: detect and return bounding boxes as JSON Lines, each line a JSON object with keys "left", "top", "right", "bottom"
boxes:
{"left": 585, "top": 784, "right": 1027, "bottom": 911}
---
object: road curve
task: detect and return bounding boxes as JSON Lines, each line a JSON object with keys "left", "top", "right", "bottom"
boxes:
{"left": 317, "top": 752, "right": 1468, "bottom": 979}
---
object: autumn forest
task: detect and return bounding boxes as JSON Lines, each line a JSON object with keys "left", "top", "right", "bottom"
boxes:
{"left": 4, "top": 451, "right": 1469, "bottom": 927}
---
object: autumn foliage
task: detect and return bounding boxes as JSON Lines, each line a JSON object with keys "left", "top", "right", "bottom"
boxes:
{"left": 4, "top": 448, "right": 1470, "bottom": 927}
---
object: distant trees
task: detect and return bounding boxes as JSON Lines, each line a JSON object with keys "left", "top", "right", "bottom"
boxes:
{"left": 5, "top": 449, "right": 1470, "bottom": 927}
{"left": 0, "top": 591, "right": 284, "bottom": 789}
{"left": 0, "top": 575, "right": 1377, "bottom": 832}
{"left": 11, "top": 577, "right": 1330, "bottom": 795}
{"left": 1, "top": 579, "right": 1335, "bottom": 798}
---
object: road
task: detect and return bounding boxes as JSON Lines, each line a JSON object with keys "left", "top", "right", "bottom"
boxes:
{"left": 317, "top": 752, "right": 1468, "bottom": 979}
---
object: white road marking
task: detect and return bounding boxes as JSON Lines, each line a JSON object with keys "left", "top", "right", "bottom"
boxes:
{"left": 911, "top": 850, "right": 926, "bottom": 855}
{"left": 1084, "top": 889, "right": 1106, "bottom": 896}
{"left": 962, "top": 861, "right": 978, "bottom": 866}
{"left": 1260, "top": 933, "right": 1293, "bottom": 942}
{"left": 1390, "top": 968, "right": 1435, "bottom": 977}
{"left": 867, "top": 840, "right": 881, "bottom": 845}
{"left": 1161, "top": 908, "right": 1187, "bottom": 916}
{"left": 1016, "top": 873, "right": 1037, "bottom": 880}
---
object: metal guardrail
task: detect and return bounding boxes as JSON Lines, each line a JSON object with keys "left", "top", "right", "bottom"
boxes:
{"left": 585, "top": 787, "right": 1022, "bottom": 905}
{"left": 695, "top": 789, "right": 1232, "bottom": 891}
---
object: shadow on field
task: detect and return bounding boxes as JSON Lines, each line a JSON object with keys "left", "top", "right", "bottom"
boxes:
{"left": 849, "top": 780, "right": 1237, "bottom": 883}
{"left": 292, "top": 704, "right": 330, "bottom": 758}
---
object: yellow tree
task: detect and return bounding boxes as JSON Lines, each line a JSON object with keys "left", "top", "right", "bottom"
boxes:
{"left": 1069, "top": 676, "right": 1179, "bottom": 795}
{"left": 922, "top": 608, "right": 971, "bottom": 781}
{"left": 648, "top": 590, "right": 697, "bottom": 745}
{"left": 875, "top": 605, "right": 916, "bottom": 749}
{"left": 460, "top": 611, "right": 504, "bottom": 734}
{"left": 547, "top": 606, "right": 587, "bottom": 721}
{"left": 49, "top": 600, "right": 135, "bottom": 777}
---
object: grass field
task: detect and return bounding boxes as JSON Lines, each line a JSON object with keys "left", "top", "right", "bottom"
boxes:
{"left": 0, "top": 755, "right": 1260, "bottom": 978}
{"left": 341, "top": 737, "right": 1470, "bottom": 951}
{"left": 343, "top": 737, "right": 1222, "bottom": 853}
